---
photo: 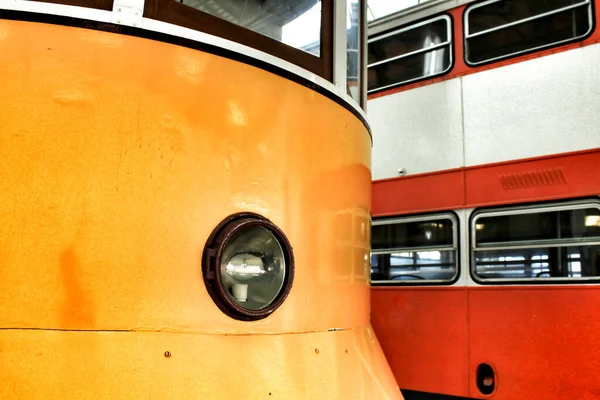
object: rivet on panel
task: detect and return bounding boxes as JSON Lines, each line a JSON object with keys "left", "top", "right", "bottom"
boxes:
{"left": 315, "top": 348, "right": 319, "bottom": 354}
{"left": 164, "top": 351, "right": 171, "bottom": 358}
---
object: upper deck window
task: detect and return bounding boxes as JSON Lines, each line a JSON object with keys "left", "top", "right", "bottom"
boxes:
{"left": 371, "top": 214, "right": 458, "bottom": 284}
{"left": 367, "top": 15, "right": 452, "bottom": 93}
{"left": 465, "top": 0, "right": 593, "bottom": 65}
{"left": 144, "top": 0, "right": 334, "bottom": 80}
{"left": 472, "top": 201, "right": 600, "bottom": 282}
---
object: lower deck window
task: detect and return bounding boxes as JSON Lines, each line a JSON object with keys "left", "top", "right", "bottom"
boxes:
{"left": 472, "top": 201, "right": 600, "bottom": 281}
{"left": 475, "top": 246, "right": 600, "bottom": 279}
{"left": 371, "top": 214, "right": 458, "bottom": 284}
{"left": 371, "top": 250, "right": 456, "bottom": 281}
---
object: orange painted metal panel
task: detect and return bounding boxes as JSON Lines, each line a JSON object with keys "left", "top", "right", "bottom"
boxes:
{"left": 0, "top": 19, "right": 400, "bottom": 399}
{"left": 372, "top": 287, "right": 470, "bottom": 397}
{"left": 469, "top": 286, "right": 600, "bottom": 400}
{"left": 0, "top": 327, "right": 395, "bottom": 399}
{"left": 0, "top": 19, "right": 370, "bottom": 333}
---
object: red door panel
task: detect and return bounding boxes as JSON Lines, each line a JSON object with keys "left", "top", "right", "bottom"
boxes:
{"left": 469, "top": 286, "right": 600, "bottom": 399}
{"left": 372, "top": 287, "right": 470, "bottom": 397}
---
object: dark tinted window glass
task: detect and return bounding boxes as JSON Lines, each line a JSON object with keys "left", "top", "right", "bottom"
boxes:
{"left": 560, "top": 208, "right": 600, "bottom": 238}
{"left": 475, "top": 245, "right": 600, "bottom": 279}
{"left": 368, "top": 48, "right": 450, "bottom": 91}
{"left": 368, "top": 19, "right": 449, "bottom": 64}
{"left": 468, "top": 0, "right": 586, "bottom": 34}
{"left": 475, "top": 207, "right": 600, "bottom": 246}
{"left": 372, "top": 218, "right": 453, "bottom": 250}
{"left": 371, "top": 250, "right": 456, "bottom": 281}
{"left": 367, "top": 16, "right": 451, "bottom": 91}
{"left": 476, "top": 213, "right": 557, "bottom": 244}
{"left": 466, "top": 0, "right": 591, "bottom": 64}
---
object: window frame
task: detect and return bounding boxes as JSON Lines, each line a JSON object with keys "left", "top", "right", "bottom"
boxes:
{"left": 470, "top": 198, "right": 600, "bottom": 285}
{"left": 359, "top": 0, "right": 368, "bottom": 107}
{"left": 143, "top": 0, "right": 334, "bottom": 81}
{"left": 367, "top": 13, "right": 454, "bottom": 94}
{"left": 349, "top": 0, "right": 368, "bottom": 108}
{"left": 463, "top": 0, "right": 595, "bottom": 67}
{"left": 371, "top": 212, "right": 460, "bottom": 286}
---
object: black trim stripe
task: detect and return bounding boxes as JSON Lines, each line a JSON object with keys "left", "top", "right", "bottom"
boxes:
{"left": 0, "top": 10, "right": 371, "bottom": 139}
{"left": 402, "top": 389, "right": 481, "bottom": 400}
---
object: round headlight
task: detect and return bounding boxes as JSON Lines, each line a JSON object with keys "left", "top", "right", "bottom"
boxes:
{"left": 202, "top": 213, "right": 294, "bottom": 321}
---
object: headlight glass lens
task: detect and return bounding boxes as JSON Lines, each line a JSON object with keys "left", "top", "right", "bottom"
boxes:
{"left": 221, "top": 225, "right": 286, "bottom": 310}
{"left": 202, "top": 213, "right": 294, "bottom": 321}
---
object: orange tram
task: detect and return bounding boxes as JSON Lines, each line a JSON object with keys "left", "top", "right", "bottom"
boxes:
{"left": 366, "top": 0, "right": 600, "bottom": 399}
{"left": 0, "top": 0, "right": 400, "bottom": 398}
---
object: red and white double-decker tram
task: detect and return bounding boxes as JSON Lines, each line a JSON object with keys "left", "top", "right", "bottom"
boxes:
{"left": 367, "top": 0, "right": 600, "bottom": 399}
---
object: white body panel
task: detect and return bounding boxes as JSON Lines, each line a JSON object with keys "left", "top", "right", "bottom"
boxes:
{"left": 369, "top": 79, "right": 463, "bottom": 179}
{"left": 369, "top": 43, "right": 600, "bottom": 180}
{"left": 463, "top": 44, "right": 600, "bottom": 166}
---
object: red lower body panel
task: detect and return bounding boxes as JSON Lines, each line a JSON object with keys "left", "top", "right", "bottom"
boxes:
{"left": 372, "top": 288, "right": 470, "bottom": 398}
{"left": 469, "top": 286, "right": 600, "bottom": 400}
{"left": 373, "top": 286, "right": 600, "bottom": 399}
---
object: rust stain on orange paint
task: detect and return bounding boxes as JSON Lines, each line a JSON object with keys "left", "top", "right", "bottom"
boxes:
{"left": 59, "top": 247, "right": 95, "bottom": 328}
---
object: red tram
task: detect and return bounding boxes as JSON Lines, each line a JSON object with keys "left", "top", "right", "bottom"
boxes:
{"left": 367, "top": 0, "right": 600, "bottom": 399}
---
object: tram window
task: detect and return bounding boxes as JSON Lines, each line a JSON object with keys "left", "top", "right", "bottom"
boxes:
{"left": 175, "top": 0, "right": 323, "bottom": 55}
{"left": 367, "top": 15, "right": 452, "bottom": 93}
{"left": 465, "top": 0, "right": 593, "bottom": 65}
{"left": 371, "top": 214, "right": 458, "bottom": 284}
{"left": 144, "top": 0, "right": 334, "bottom": 80}
{"left": 472, "top": 201, "right": 600, "bottom": 281}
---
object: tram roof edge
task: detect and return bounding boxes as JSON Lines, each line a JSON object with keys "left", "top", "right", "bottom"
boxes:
{"left": 0, "top": 0, "right": 371, "bottom": 138}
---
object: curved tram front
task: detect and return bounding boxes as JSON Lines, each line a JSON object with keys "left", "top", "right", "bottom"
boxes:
{"left": 0, "top": 0, "right": 400, "bottom": 398}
